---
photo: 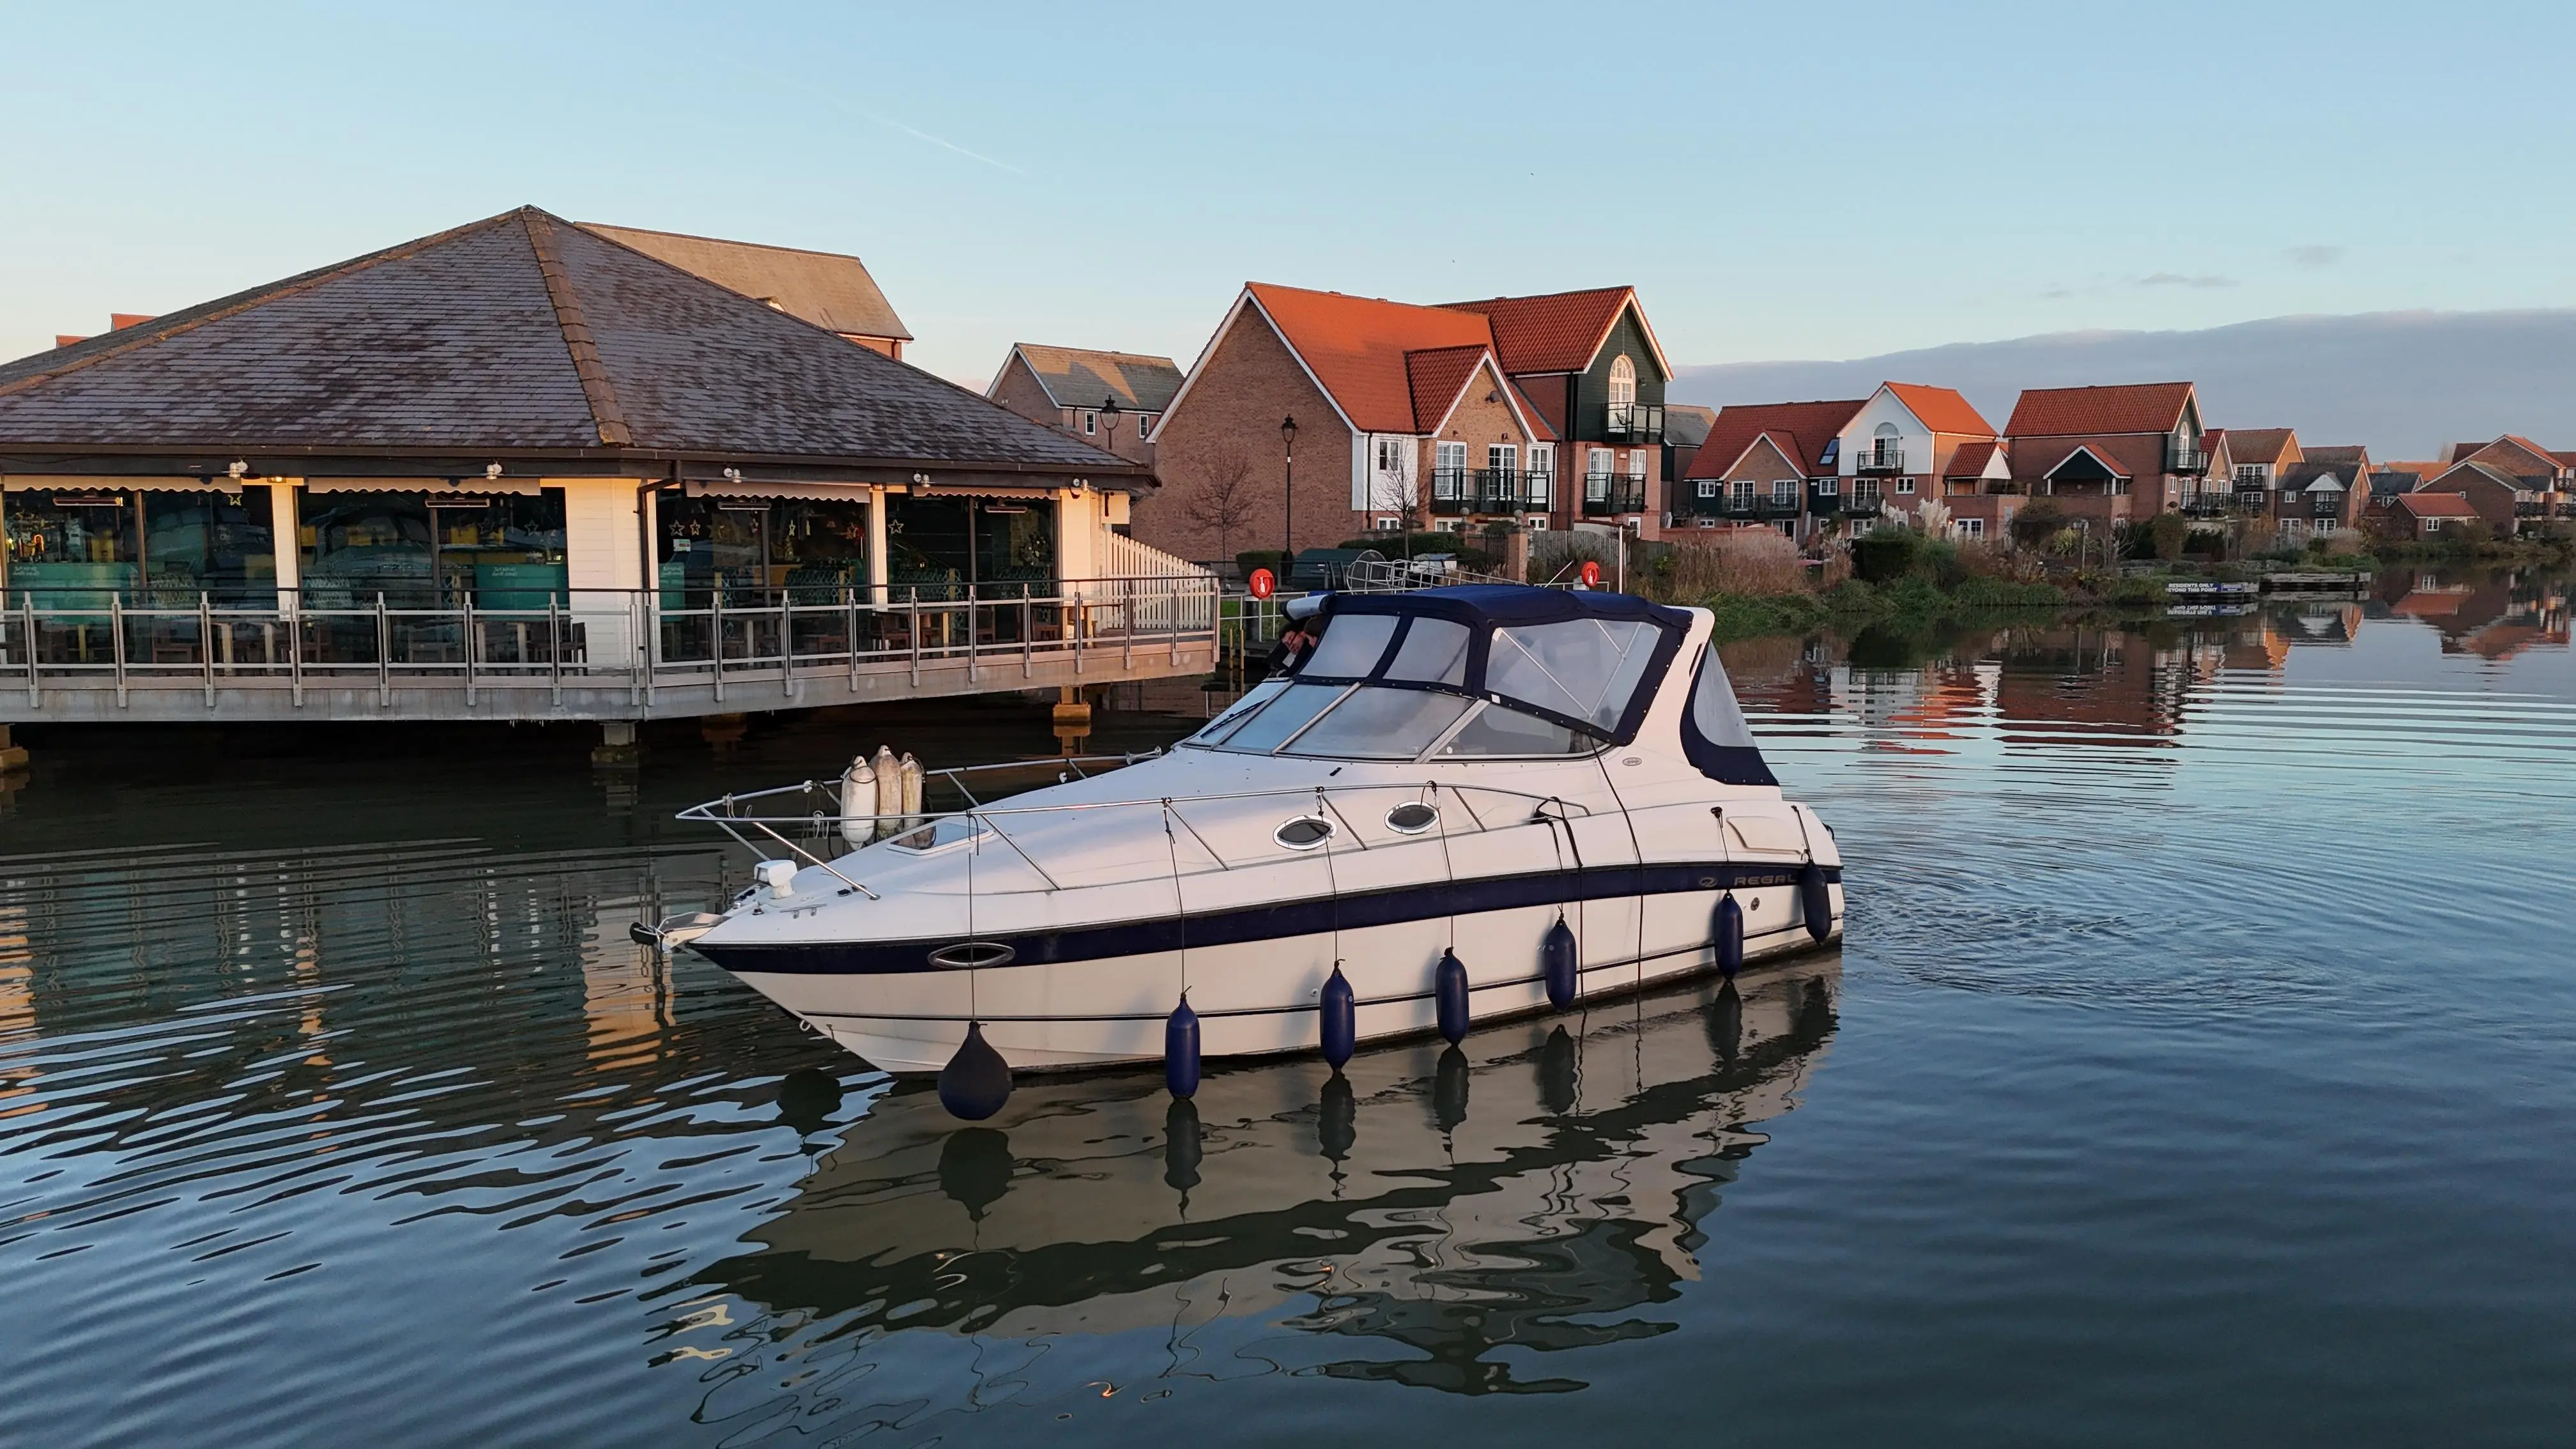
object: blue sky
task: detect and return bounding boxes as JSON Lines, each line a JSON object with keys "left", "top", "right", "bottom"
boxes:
{"left": 4, "top": 1, "right": 2570, "bottom": 388}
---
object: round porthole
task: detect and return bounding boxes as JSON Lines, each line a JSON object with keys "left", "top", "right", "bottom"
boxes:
{"left": 1275, "top": 816, "right": 1335, "bottom": 850}
{"left": 1385, "top": 802, "right": 1439, "bottom": 834}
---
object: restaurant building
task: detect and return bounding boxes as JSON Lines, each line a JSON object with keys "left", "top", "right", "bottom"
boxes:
{"left": 0, "top": 207, "right": 1212, "bottom": 739}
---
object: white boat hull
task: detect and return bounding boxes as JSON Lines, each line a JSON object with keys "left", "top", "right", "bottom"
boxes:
{"left": 729, "top": 883, "right": 1839, "bottom": 1074}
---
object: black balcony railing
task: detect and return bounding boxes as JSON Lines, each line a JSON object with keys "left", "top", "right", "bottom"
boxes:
{"left": 1856, "top": 443, "right": 1907, "bottom": 475}
{"left": 1843, "top": 491, "right": 1884, "bottom": 516}
{"left": 1521, "top": 470, "right": 1554, "bottom": 509}
{"left": 1602, "top": 402, "right": 1664, "bottom": 443}
{"left": 1429, "top": 467, "right": 1473, "bottom": 515}
{"left": 2168, "top": 445, "right": 2209, "bottom": 475}
{"left": 1471, "top": 468, "right": 1528, "bottom": 514}
{"left": 1581, "top": 473, "right": 1648, "bottom": 516}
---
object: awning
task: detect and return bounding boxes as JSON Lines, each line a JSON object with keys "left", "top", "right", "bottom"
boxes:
{"left": 681, "top": 479, "right": 878, "bottom": 502}
{"left": 3, "top": 475, "right": 243, "bottom": 493}
{"left": 305, "top": 477, "right": 545, "bottom": 496}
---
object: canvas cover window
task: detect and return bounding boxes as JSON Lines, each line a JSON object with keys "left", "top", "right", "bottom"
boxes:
{"left": 1383, "top": 617, "right": 1471, "bottom": 686}
{"left": 1282, "top": 688, "right": 1475, "bottom": 759}
{"left": 1301, "top": 613, "right": 1399, "bottom": 677}
{"left": 1485, "top": 618, "right": 1659, "bottom": 732}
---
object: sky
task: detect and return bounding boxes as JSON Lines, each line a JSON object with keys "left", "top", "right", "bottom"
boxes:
{"left": 4, "top": 1, "right": 2573, "bottom": 390}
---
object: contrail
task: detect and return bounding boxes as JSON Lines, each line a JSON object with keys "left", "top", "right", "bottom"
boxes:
{"left": 876, "top": 116, "right": 1027, "bottom": 176}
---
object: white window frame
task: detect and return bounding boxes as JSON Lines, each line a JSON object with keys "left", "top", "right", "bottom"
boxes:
{"left": 1815, "top": 477, "right": 1839, "bottom": 498}
{"left": 1696, "top": 479, "right": 1718, "bottom": 499}
{"left": 1956, "top": 518, "right": 1986, "bottom": 539}
{"left": 1082, "top": 410, "right": 1098, "bottom": 436}
{"left": 1526, "top": 516, "right": 1549, "bottom": 532}
{"left": 1770, "top": 479, "right": 1797, "bottom": 505}
{"left": 1895, "top": 477, "right": 1917, "bottom": 494}
{"left": 1608, "top": 355, "right": 1637, "bottom": 408}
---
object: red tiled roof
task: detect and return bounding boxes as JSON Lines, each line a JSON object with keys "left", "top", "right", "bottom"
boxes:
{"left": 1884, "top": 381, "right": 1995, "bottom": 436}
{"left": 2457, "top": 435, "right": 2560, "bottom": 476}
{"left": 1440, "top": 287, "right": 1637, "bottom": 375}
{"left": 1245, "top": 282, "right": 1492, "bottom": 434}
{"left": 2395, "top": 492, "right": 2477, "bottom": 519}
{"left": 2004, "top": 381, "right": 2195, "bottom": 436}
{"left": 2227, "top": 428, "right": 2299, "bottom": 464}
{"left": 1944, "top": 439, "right": 2000, "bottom": 477}
{"left": 1687, "top": 398, "right": 1866, "bottom": 480}
{"left": 1509, "top": 380, "right": 1559, "bottom": 441}
{"left": 2552, "top": 450, "right": 2576, "bottom": 468}
{"left": 1402, "top": 345, "right": 1491, "bottom": 433}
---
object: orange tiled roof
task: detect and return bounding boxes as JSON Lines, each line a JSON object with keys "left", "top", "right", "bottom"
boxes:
{"left": 1509, "top": 380, "right": 1560, "bottom": 441}
{"left": 1402, "top": 345, "right": 1491, "bottom": 433}
{"left": 2395, "top": 492, "right": 2478, "bottom": 519}
{"left": 2005, "top": 381, "right": 2194, "bottom": 436}
{"left": 1245, "top": 283, "right": 1493, "bottom": 434}
{"left": 1885, "top": 381, "right": 1996, "bottom": 436}
{"left": 2228, "top": 428, "right": 2299, "bottom": 464}
{"left": 1440, "top": 287, "right": 1637, "bottom": 375}
{"left": 1944, "top": 439, "right": 2000, "bottom": 477}
{"left": 1688, "top": 398, "right": 1866, "bottom": 480}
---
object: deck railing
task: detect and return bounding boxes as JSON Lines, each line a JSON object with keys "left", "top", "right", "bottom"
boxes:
{"left": 0, "top": 576, "right": 1222, "bottom": 714}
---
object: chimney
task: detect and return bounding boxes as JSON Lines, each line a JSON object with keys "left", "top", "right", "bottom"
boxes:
{"left": 111, "top": 312, "right": 155, "bottom": 330}
{"left": 56, "top": 335, "right": 90, "bottom": 348}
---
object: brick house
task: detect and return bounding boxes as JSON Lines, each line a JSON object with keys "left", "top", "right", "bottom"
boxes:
{"left": 2271, "top": 459, "right": 2369, "bottom": 540}
{"left": 1438, "top": 288, "right": 1675, "bottom": 535}
{"left": 2424, "top": 436, "right": 2573, "bottom": 532}
{"left": 1140, "top": 283, "right": 1552, "bottom": 562}
{"left": 986, "top": 344, "right": 1181, "bottom": 466}
{"left": 578, "top": 224, "right": 912, "bottom": 358}
{"left": 1678, "top": 399, "right": 1864, "bottom": 541}
{"left": 2386, "top": 492, "right": 2479, "bottom": 539}
{"left": 1828, "top": 381, "right": 2002, "bottom": 534}
{"left": 2002, "top": 381, "right": 2210, "bottom": 528}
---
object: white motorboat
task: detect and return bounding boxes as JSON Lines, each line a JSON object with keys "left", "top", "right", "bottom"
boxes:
{"left": 674, "top": 585, "right": 1842, "bottom": 1091}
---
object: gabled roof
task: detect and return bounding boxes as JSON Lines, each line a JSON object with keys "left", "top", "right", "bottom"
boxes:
{"left": 1240, "top": 283, "right": 1494, "bottom": 434}
{"left": 1510, "top": 381, "right": 1561, "bottom": 443}
{"left": 2428, "top": 461, "right": 2531, "bottom": 494}
{"left": 578, "top": 222, "right": 911, "bottom": 341}
{"left": 1882, "top": 381, "right": 1996, "bottom": 436}
{"left": 2227, "top": 428, "right": 2299, "bottom": 465}
{"left": 2553, "top": 450, "right": 2576, "bottom": 470}
{"left": 1663, "top": 404, "right": 1715, "bottom": 450}
{"left": 1687, "top": 398, "right": 1866, "bottom": 480}
{"left": 2452, "top": 434, "right": 2561, "bottom": 477}
{"left": 0, "top": 206, "right": 1123, "bottom": 477}
{"left": 2280, "top": 461, "right": 2350, "bottom": 492}
{"left": 1402, "top": 345, "right": 1494, "bottom": 433}
{"left": 1000, "top": 344, "right": 1183, "bottom": 413}
{"left": 1438, "top": 287, "right": 1671, "bottom": 378}
{"left": 1943, "top": 440, "right": 2001, "bottom": 477}
{"left": 2301, "top": 444, "right": 2372, "bottom": 470}
{"left": 2043, "top": 443, "right": 2131, "bottom": 480}
{"left": 2004, "top": 381, "right": 2195, "bottom": 436}
{"left": 2395, "top": 492, "right": 2477, "bottom": 519}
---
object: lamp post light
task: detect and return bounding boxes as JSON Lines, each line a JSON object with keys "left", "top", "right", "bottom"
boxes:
{"left": 1100, "top": 397, "right": 1121, "bottom": 456}
{"left": 1279, "top": 413, "right": 1298, "bottom": 567}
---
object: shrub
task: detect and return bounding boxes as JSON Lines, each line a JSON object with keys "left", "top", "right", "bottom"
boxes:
{"left": 1851, "top": 528, "right": 1921, "bottom": 583}
{"left": 2147, "top": 509, "right": 2189, "bottom": 561}
{"left": 2009, "top": 499, "right": 2068, "bottom": 550}
{"left": 1662, "top": 529, "right": 1807, "bottom": 599}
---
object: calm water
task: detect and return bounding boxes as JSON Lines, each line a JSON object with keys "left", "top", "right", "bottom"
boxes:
{"left": 5, "top": 571, "right": 2574, "bottom": 1446}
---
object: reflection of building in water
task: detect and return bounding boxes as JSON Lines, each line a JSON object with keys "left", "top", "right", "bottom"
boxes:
{"left": 0, "top": 901, "right": 34, "bottom": 1120}
{"left": 1993, "top": 625, "right": 2193, "bottom": 740}
{"left": 2380, "top": 569, "right": 2570, "bottom": 661}
{"left": 702, "top": 960, "right": 1839, "bottom": 1400}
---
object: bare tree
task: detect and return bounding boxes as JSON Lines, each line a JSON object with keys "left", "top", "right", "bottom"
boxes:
{"left": 1182, "top": 443, "right": 1260, "bottom": 559}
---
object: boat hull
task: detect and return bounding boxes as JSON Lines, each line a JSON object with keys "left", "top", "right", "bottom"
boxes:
{"left": 724, "top": 884, "right": 1841, "bottom": 1075}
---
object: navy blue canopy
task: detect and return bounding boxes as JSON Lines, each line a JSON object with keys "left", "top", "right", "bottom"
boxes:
{"left": 1321, "top": 585, "right": 1694, "bottom": 632}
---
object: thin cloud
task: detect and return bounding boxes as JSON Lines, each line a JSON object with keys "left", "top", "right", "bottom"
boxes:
{"left": 2287, "top": 244, "right": 2345, "bottom": 270}
{"left": 2138, "top": 272, "right": 2237, "bottom": 289}
{"left": 875, "top": 116, "right": 1028, "bottom": 176}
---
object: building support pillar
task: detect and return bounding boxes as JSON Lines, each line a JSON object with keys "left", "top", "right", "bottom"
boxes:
{"left": 0, "top": 724, "right": 26, "bottom": 772}
{"left": 591, "top": 718, "right": 642, "bottom": 769}
{"left": 868, "top": 487, "right": 891, "bottom": 606}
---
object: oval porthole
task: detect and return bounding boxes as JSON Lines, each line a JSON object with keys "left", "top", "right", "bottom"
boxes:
{"left": 1385, "top": 802, "right": 1439, "bottom": 834}
{"left": 1274, "top": 816, "right": 1335, "bottom": 850}
{"left": 928, "top": 940, "right": 1016, "bottom": 970}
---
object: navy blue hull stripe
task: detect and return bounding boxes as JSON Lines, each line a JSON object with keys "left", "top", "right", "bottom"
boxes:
{"left": 783, "top": 919, "right": 1828, "bottom": 1024}
{"left": 694, "top": 861, "right": 1842, "bottom": 977}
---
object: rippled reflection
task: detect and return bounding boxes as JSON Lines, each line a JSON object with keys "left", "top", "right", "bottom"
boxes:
{"left": 4, "top": 583, "right": 2574, "bottom": 1447}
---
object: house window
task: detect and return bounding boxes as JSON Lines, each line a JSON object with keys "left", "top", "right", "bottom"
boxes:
{"left": 1850, "top": 518, "right": 1875, "bottom": 537}
{"left": 1526, "top": 516, "right": 1549, "bottom": 533}
{"left": 1814, "top": 477, "right": 1839, "bottom": 497}
{"left": 2234, "top": 464, "right": 2264, "bottom": 487}
{"left": 1608, "top": 355, "right": 1636, "bottom": 408}
{"left": 1487, "top": 443, "right": 1518, "bottom": 474}
{"left": 1730, "top": 480, "right": 1754, "bottom": 505}
{"left": 1896, "top": 477, "right": 1917, "bottom": 494}
{"left": 1135, "top": 413, "right": 1153, "bottom": 438}
{"left": 1956, "top": 518, "right": 1986, "bottom": 539}
{"left": 1697, "top": 480, "right": 1718, "bottom": 499}
{"left": 1377, "top": 436, "right": 1407, "bottom": 474}
{"left": 1082, "top": 410, "right": 1098, "bottom": 435}
{"left": 1770, "top": 479, "right": 1797, "bottom": 505}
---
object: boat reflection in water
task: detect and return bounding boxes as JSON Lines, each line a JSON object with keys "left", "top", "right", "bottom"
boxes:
{"left": 702, "top": 954, "right": 1838, "bottom": 1399}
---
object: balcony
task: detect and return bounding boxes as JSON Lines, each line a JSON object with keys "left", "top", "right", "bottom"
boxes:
{"left": 1472, "top": 468, "right": 1530, "bottom": 514}
{"left": 2168, "top": 445, "right": 2209, "bottom": 475}
{"left": 2515, "top": 500, "right": 2549, "bottom": 518}
{"left": 1602, "top": 402, "right": 1664, "bottom": 443}
{"left": 1428, "top": 467, "right": 1473, "bottom": 516}
{"left": 1521, "top": 471, "right": 1554, "bottom": 510}
{"left": 1843, "top": 491, "right": 1885, "bottom": 516}
{"left": 1855, "top": 443, "right": 1907, "bottom": 475}
{"left": 1581, "top": 473, "right": 1648, "bottom": 516}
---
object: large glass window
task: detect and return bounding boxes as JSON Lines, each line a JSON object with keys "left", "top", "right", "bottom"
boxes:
{"left": 299, "top": 489, "right": 565, "bottom": 610}
{"left": 142, "top": 489, "right": 277, "bottom": 603}
{"left": 657, "top": 491, "right": 871, "bottom": 606}
{"left": 1486, "top": 618, "right": 1660, "bottom": 732}
{"left": 885, "top": 494, "right": 1055, "bottom": 602}
{"left": 1282, "top": 689, "right": 1474, "bottom": 759}
{"left": 6, "top": 489, "right": 141, "bottom": 604}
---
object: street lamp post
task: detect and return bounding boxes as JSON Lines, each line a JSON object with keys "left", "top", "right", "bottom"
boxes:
{"left": 1099, "top": 397, "right": 1121, "bottom": 457}
{"left": 1279, "top": 413, "right": 1298, "bottom": 569}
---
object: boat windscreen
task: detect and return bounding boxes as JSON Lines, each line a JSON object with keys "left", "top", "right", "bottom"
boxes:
{"left": 1485, "top": 617, "right": 1663, "bottom": 733}
{"left": 1213, "top": 682, "right": 1346, "bottom": 754}
{"left": 1439, "top": 702, "right": 1591, "bottom": 756}
{"left": 1280, "top": 687, "right": 1475, "bottom": 759}
{"left": 1184, "top": 678, "right": 1285, "bottom": 747}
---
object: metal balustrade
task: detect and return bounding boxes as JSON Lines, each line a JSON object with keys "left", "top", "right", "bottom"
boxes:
{"left": 0, "top": 577, "right": 1222, "bottom": 721}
